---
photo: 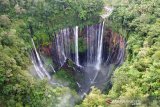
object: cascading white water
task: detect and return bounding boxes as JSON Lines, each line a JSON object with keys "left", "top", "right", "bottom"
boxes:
{"left": 63, "top": 28, "right": 70, "bottom": 58}
{"left": 54, "top": 23, "right": 105, "bottom": 68}
{"left": 74, "top": 26, "right": 80, "bottom": 66}
{"left": 56, "top": 33, "right": 66, "bottom": 66}
{"left": 87, "top": 25, "right": 93, "bottom": 64}
{"left": 50, "top": 64, "right": 56, "bottom": 73}
{"left": 31, "top": 56, "right": 44, "bottom": 79}
{"left": 60, "top": 30, "right": 67, "bottom": 61}
{"left": 56, "top": 34, "right": 61, "bottom": 65}
{"left": 31, "top": 20, "right": 125, "bottom": 97}
{"left": 29, "top": 6, "right": 120, "bottom": 96}
{"left": 95, "top": 21, "right": 105, "bottom": 70}
{"left": 31, "top": 38, "right": 51, "bottom": 79}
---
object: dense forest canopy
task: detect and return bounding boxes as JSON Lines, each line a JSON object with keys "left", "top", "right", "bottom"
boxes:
{"left": 0, "top": 0, "right": 160, "bottom": 107}
{"left": 0, "top": 0, "right": 103, "bottom": 106}
{"left": 79, "top": 0, "right": 160, "bottom": 106}
{"left": 0, "top": 0, "right": 103, "bottom": 45}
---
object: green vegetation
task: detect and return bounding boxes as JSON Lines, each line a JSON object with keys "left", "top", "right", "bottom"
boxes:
{"left": 0, "top": 19, "right": 74, "bottom": 107}
{"left": 80, "top": 0, "right": 160, "bottom": 107}
{"left": 54, "top": 69, "right": 77, "bottom": 90}
{"left": 107, "top": 0, "right": 160, "bottom": 106}
{"left": 1, "top": 0, "right": 159, "bottom": 106}
{"left": 71, "top": 37, "right": 87, "bottom": 53}
{"left": 0, "top": 0, "right": 103, "bottom": 45}
{"left": 0, "top": 0, "right": 103, "bottom": 106}
{"left": 76, "top": 87, "right": 107, "bottom": 107}
{"left": 78, "top": 37, "right": 87, "bottom": 53}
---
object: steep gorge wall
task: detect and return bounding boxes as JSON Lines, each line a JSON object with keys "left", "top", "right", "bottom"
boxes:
{"left": 39, "top": 27, "right": 126, "bottom": 69}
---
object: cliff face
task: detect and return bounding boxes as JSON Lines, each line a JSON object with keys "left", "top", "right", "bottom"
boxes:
{"left": 39, "top": 28, "right": 126, "bottom": 68}
{"left": 35, "top": 26, "right": 126, "bottom": 95}
{"left": 103, "top": 29, "right": 126, "bottom": 67}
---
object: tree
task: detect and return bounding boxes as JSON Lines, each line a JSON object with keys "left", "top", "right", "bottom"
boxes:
{"left": 76, "top": 87, "right": 107, "bottom": 107}
{"left": 0, "top": 15, "right": 11, "bottom": 28}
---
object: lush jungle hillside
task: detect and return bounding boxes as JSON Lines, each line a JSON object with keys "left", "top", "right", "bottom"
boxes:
{"left": 0, "top": 0, "right": 103, "bottom": 106}
{"left": 78, "top": 0, "right": 160, "bottom": 107}
{"left": 0, "top": 0, "right": 160, "bottom": 107}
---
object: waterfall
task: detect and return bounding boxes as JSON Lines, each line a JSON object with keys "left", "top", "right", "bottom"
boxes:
{"left": 31, "top": 55, "right": 45, "bottom": 79}
{"left": 50, "top": 64, "right": 56, "bottom": 73}
{"left": 53, "top": 23, "right": 105, "bottom": 68}
{"left": 31, "top": 38, "right": 51, "bottom": 79}
{"left": 74, "top": 26, "right": 80, "bottom": 66}
{"left": 87, "top": 25, "right": 94, "bottom": 64}
{"left": 96, "top": 21, "right": 105, "bottom": 70}
{"left": 60, "top": 30, "right": 67, "bottom": 62}
{"left": 55, "top": 26, "right": 81, "bottom": 67}
{"left": 28, "top": 5, "right": 118, "bottom": 96}
{"left": 30, "top": 21, "right": 125, "bottom": 96}
{"left": 56, "top": 32, "right": 66, "bottom": 66}
{"left": 63, "top": 28, "right": 71, "bottom": 58}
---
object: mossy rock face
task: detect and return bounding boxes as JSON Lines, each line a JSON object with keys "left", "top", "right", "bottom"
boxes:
{"left": 78, "top": 37, "right": 87, "bottom": 53}
{"left": 54, "top": 69, "right": 77, "bottom": 90}
{"left": 68, "top": 59, "right": 75, "bottom": 67}
{"left": 70, "top": 37, "right": 87, "bottom": 53}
